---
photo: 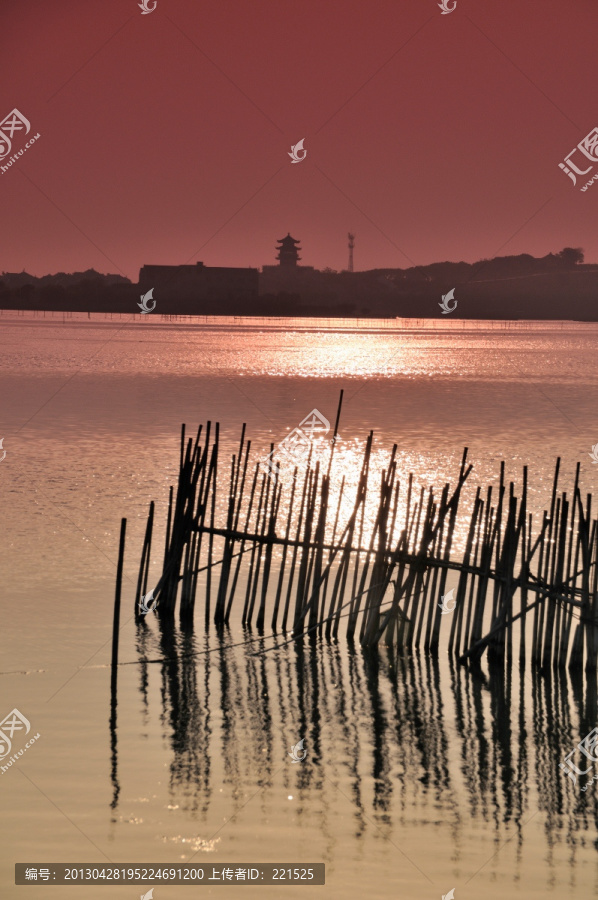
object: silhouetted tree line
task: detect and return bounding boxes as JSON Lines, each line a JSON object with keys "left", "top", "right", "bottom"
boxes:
{"left": 1, "top": 249, "right": 596, "bottom": 319}
{"left": 0, "top": 269, "right": 133, "bottom": 313}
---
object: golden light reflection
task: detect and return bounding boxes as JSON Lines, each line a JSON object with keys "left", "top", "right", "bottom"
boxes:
{"left": 262, "top": 435, "right": 478, "bottom": 562}
{"left": 244, "top": 322, "right": 552, "bottom": 382}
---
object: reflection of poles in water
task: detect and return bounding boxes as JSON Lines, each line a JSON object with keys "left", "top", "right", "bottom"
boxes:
{"left": 514, "top": 655, "right": 529, "bottom": 838}
{"left": 383, "top": 654, "right": 453, "bottom": 800}
{"left": 448, "top": 656, "right": 598, "bottom": 860}
{"left": 218, "top": 637, "right": 245, "bottom": 794}
{"left": 158, "top": 624, "right": 212, "bottom": 817}
{"left": 533, "top": 667, "right": 580, "bottom": 850}
{"left": 198, "top": 632, "right": 213, "bottom": 818}
{"left": 536, "top": 666, "right": 598, "bottom": 828}
{"left": 109, "top": 685, "right": 120, "bottom": 815}
{"left": 487, "top": 659, "right": 521, "bottom": 831}
{"left": 126, "top": 617, "right": 598, "bottom": 865}
{"left": 135, "top": 617, "right": 153, "bottom": 715}
{"left": 452, "top": 659, "right": 508, "bottom": 821}
{"left": 346, "top": 648, "right": 368, "bottom": 835}
{"left": 361, "top": 652, "right": 392, "bottom": 815}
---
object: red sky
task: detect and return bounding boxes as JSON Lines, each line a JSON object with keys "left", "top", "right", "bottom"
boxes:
{"left": 1, "top": 0, "right": 597, "bottom": 280}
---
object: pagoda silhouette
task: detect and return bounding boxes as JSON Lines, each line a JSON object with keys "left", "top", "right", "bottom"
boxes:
{"left": 275, "top": 233, "right": 301, "bottom": 268}
{"left": 260, "top": 233, "right": 314, "bottom": 295}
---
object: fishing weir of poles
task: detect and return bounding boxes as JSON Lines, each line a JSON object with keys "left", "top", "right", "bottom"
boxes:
{"left": 112, "top": 394, "right": 598, "bottom": 671}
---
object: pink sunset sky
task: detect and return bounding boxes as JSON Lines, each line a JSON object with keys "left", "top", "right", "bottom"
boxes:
{"left": 1, "top": 0, "right": 597, "bottom": 280}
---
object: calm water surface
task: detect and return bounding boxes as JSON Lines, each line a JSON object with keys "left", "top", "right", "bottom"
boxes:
{"left": 1, "top": 312, "right": 598, "bottom": 899}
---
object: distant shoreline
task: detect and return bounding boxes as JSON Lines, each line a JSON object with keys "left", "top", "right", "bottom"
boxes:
{"left": 1, "top": 308, "right": 596, "bottom": 330}
{"left": 2, "top": 250, "right": 598, "bottom": 320}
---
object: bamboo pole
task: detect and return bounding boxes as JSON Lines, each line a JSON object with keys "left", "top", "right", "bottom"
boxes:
{"left": 205, "top": 424, "right": 219, "bottom": 627}
{"left": 135, "top": 501, "right": 154, "bottom": 619}
{"left": 271, "top": 474, "right": 297, "bottom": 630}
{"left": 282, "top": 464, "right": 310, "bottom": 632}
{"left": 111, "top": 518, "right": 127, "bottom": 694}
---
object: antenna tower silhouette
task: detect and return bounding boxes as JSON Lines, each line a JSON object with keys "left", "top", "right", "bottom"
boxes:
{"left": 348, "top": 233, "right": 355, "bottom": 273}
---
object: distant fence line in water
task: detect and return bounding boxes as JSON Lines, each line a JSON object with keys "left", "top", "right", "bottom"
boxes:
{"left": 112, "top": 393, "right": 598, "bottom": 672}
{"left": 0, "top": 307, "right": 589, "bottom": 330}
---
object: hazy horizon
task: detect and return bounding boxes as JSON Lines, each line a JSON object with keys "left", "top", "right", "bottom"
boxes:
{"left": 2, "top": 245, "right": 594, "bottom": 281}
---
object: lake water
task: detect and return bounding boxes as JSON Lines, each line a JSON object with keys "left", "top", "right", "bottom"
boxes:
{"left": 1, "top": 311, "right": 598, "bottom": 899}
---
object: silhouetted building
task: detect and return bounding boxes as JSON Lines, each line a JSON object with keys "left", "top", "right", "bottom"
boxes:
{"left": 261, "top": 233, "right": 314, "bottom": 298}
{"left": 138, "top": 261, "right": 258, "bottom": 307}
{"left": 275, "top": 233, "right": 301, "bottom": 267}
